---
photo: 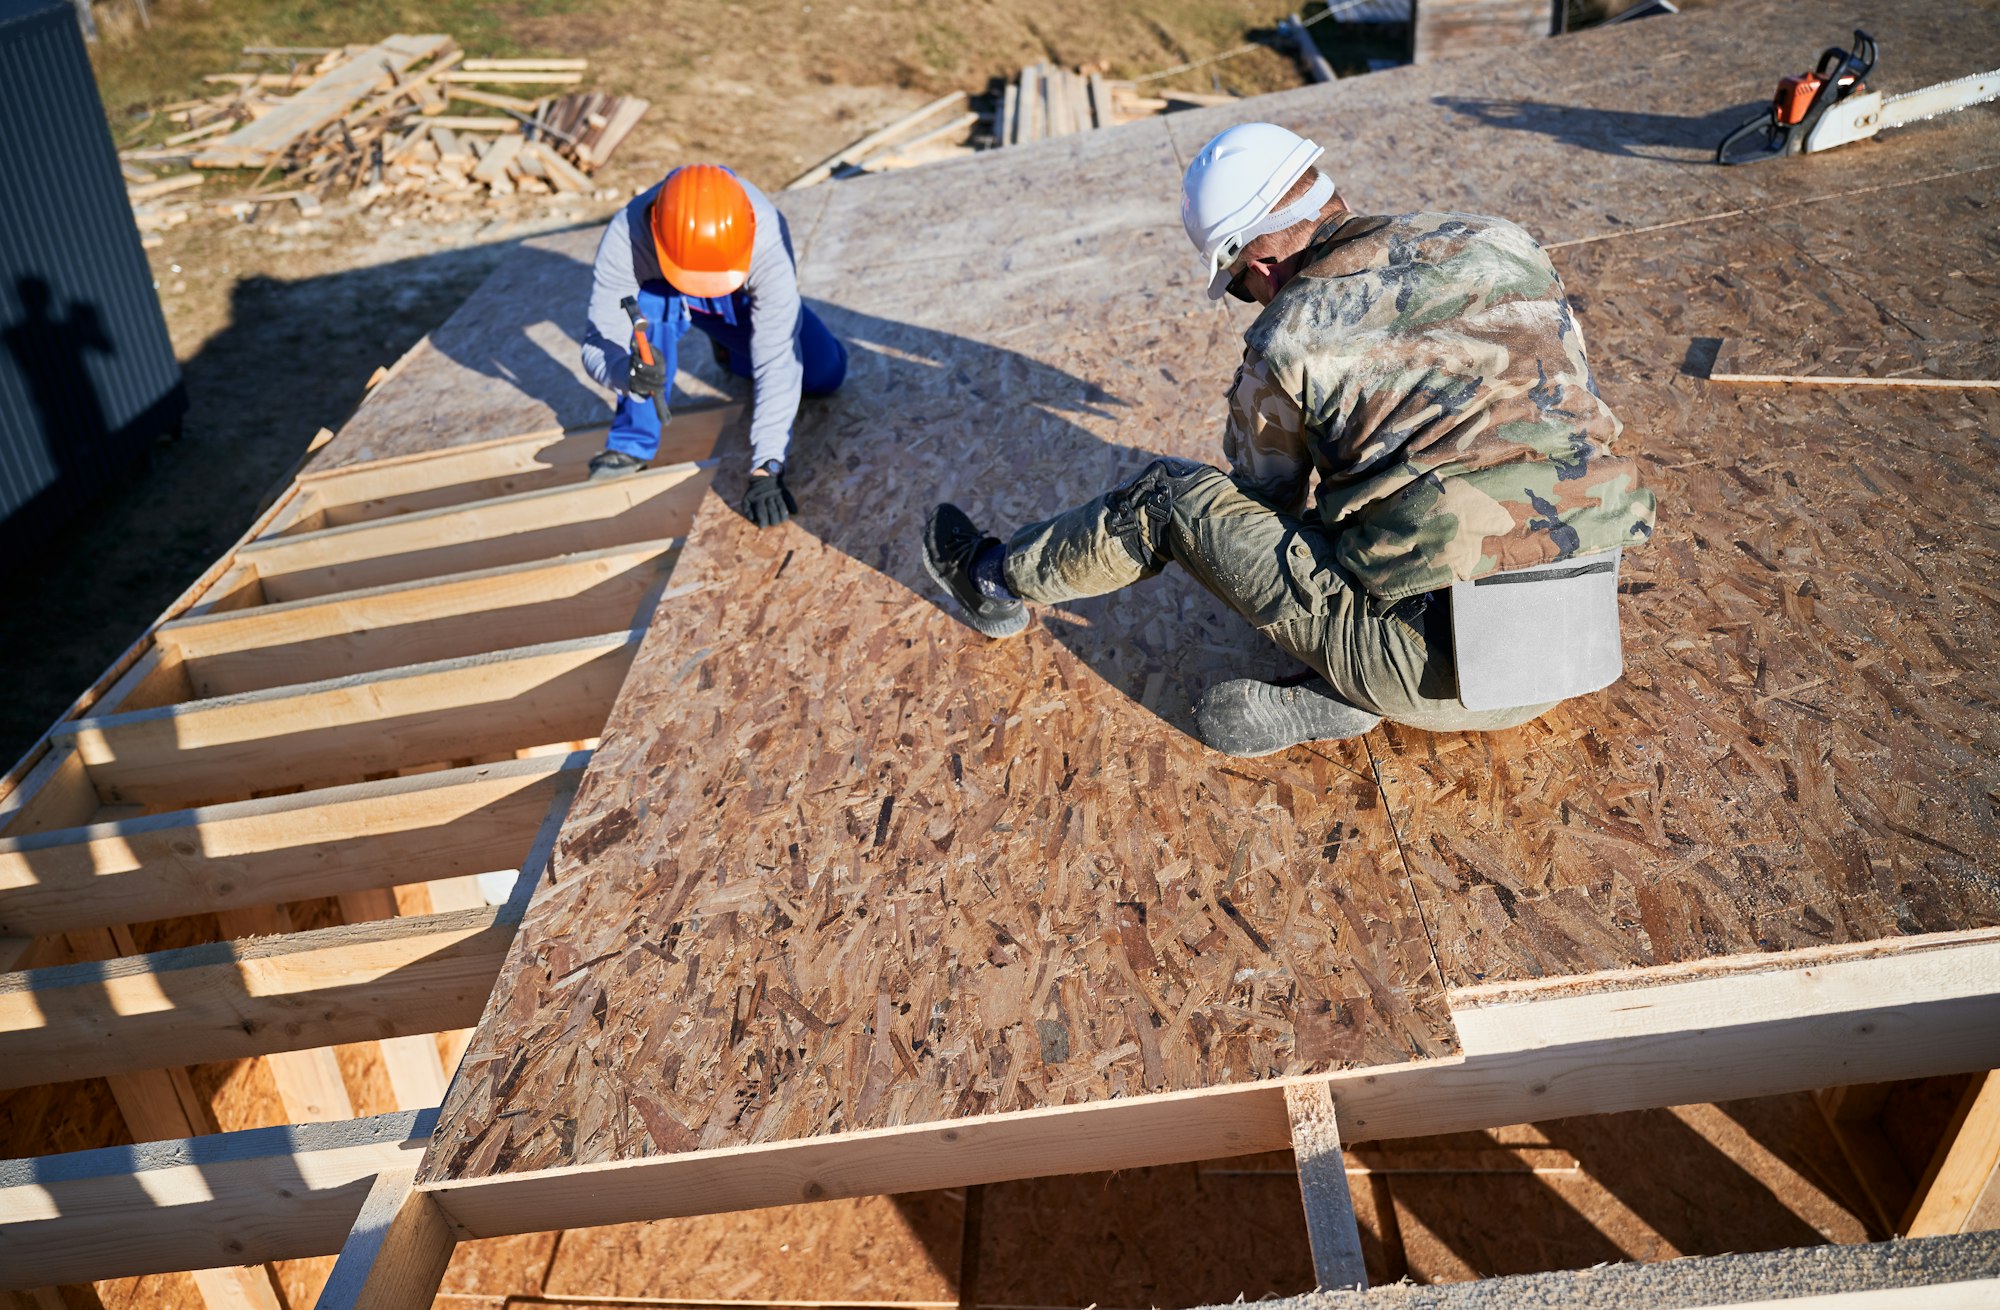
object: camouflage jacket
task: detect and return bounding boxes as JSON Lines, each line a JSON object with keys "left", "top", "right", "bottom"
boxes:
{"left": 1223, "top": 210, "right": 1656, "bottom": 601}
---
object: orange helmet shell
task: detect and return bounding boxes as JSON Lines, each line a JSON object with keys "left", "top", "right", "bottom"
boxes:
{"left": 651, "top": 165, "right": 755, "bottom": 297}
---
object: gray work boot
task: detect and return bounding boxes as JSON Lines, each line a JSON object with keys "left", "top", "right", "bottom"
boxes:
{"left": 1193, "top": 677, "right": 1381, "bottom": 757}
{"left": 588, "top": 449, "right": 648, "bottom": 480}
{"left": 924, "top": 504, "right": 1029, "bottom": 639}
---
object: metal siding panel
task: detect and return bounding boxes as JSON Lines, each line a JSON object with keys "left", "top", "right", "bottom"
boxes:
{"left": 0, "top": 0, "right": 185, "bottom": 545}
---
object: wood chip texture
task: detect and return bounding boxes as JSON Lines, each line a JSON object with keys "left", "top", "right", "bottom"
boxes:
{"left": 422, "top": 0, "right": 2000, "bottom": 1184}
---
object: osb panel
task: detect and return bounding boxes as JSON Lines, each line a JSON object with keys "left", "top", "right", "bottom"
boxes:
{"left": 311, "top": 215, "right": 783, "bottom": 475}
{"left": 971, "top": 1165, "right": 1316, "bottom": 1309}
{"left": 539, "top": 1194, "right": 961, "bottom": 1302}
{"left": 88, "top": 1275, "right": 201, "bottom": 1310}
{"left": 1370, "top": 186, "right": 2000, "bottom": 985}
{"left": 0, "top": 1077, "right": 126, "bottom": 1158}
{"left": 1161, "top": 1, "right": 2000, "bottom": 248}
{"left": 424, "top": 304, "right": 1451, "bottom": 1179}
{"left": 440, "top": 1233, "right": 562, "bottom": 1298}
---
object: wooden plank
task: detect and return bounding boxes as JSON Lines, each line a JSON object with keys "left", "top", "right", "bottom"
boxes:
{"left": 0, "top": 753, "right": 583, "bottom": 935}
{"left": 193, "top": 36, "right": 452, "bottom": 168}
{"left": 0, "top": 746, "right": 96, "bottom": 838}
{"left": 998, "top": 81, "right": 1016, "bottom": 147}
{"left": 1285, "top": 1081, "right": 1368, "bottom": 1291}
{"left": 1906, "top": 1071, "right": 2000, "bottom": 1236}
{"left": 1412, "top": 0, "right": 1549, "bottom": 62}
{"left": 313, "top": 1168, "right": 456, "bottom": 1310}
{"left": 785, "top": 91, "right": 966, "bottom": 188}
{"left": 1285, "top": 13, "right": 1336, "bottom": 83}
{"left": 470, "top": 133, "right": 525, "bottom": 184}
{"left": 156, "top": 539, "right": 679, "bottom": 696}
{"left": 215, "top": 904, "right": 359, "bottom": 1125}
{"left": 459, "top": 58, "right": 588, "bottom": 71}
{"left": 449, "top": 70, "right": 583, "bottom": 84}
{"left": 1710, "top": 336, "right": 2000, "bottom": 389}
{"left": 1815, "top": 1083, "right": 1915, "bottom": 1238}
{"left": 285, "top": 409, "right": 730, "bottom": 529}
{"left": 0, "top": 1110, "right": 436, "bottom": 1288}
{"left": 0, "top": 906, "right": 521, "bottom": 1088}
{"left": 54, "top": 632, "right": 633, "bottom": 808}
{"left": 421, "top": 930, "right": 2000, "bottom": 1231}
{"left": 236, "top": 460, "right": 713, "bottom": 602}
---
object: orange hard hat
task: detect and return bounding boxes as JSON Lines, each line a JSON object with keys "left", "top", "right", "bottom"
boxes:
{"left": 650, "top": 165, "right": 755, "bottom": 297}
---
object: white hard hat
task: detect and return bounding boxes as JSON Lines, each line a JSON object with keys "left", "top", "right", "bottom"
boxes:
{"left": 1181, "top": 123, "right": 1327, "bottom": 300}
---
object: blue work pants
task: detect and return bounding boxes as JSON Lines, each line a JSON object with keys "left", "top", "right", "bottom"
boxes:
{"left": 605, "top": 282, "right": 847, "bottom": 461}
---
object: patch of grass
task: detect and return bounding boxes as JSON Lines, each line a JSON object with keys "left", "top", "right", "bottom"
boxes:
{"left": 87, "top": 0, "right": 583, "bottom": 122}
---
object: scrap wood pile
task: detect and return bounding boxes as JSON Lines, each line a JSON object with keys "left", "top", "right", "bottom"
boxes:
{"left": 119, "top": 34, "right": 648, "bottom": 232}
{"left": 996, "top": 62, "right": 1241, "bottom": 147}
{"left": 784, "top": 65, "right": 1246, "bottom": 189}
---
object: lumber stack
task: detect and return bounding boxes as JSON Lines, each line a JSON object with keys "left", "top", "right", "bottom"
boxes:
{"left": 996, "top": 63, "right": 1238, "bottom": 147}
{"left": 118, "top": 38, "right": 649, "bottom": 224}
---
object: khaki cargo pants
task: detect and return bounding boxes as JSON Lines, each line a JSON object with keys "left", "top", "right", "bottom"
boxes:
{"left": 1003, "top": 458, "right": 1551, "bottom": 733}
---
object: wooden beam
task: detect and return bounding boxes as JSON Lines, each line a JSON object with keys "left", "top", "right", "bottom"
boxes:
{"left": 215, "top": 904, "right": 358, "bottom": 1125}
{"left": 312, "top": 1168, "right": 456, "bottom": 1310}
{"left": 0, "top": 906, "right": 519, "bottom": 1089}
{"left": 235, "top": 461, "right": 712, "bottom": 602}
{"left": 1815, "top": 1083, "right": 1915, "bottom": 1238}
{"left": 0, "top": 753, "right": 586, "bottom": 935}
{"left": 0, "top": 1110, "right": 436, "bottom": 1288}
{"left": 284, "top": 407, "right": 737, "bottom": 533}
{"left": 54, "top": 631, "right": 635, "bottom": 809}
{"left": 0, "top": 746, "right": 96, "bottom": 838}
{"left": 157, "top": 539, "right": 679, "bottom": 697}
{"left": 1285, "top": 1081, "right": 1368, "bottom": 1291}
{"left": 1906, "top": 1071, "right": 2000, "bottom": 1237}
{"left": 420, "top": 929, "right": 2000, "bottom": 1238}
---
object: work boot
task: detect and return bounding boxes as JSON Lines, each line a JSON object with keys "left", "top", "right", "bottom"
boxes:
{"left": 924, "top": 504, "right": 1028, "bottom": 639}
{"left": 1192, "top": 677, "right": 1381, "bottom": 757}
{"left": 587, "top": 449, "right": 647, "bottom": 481}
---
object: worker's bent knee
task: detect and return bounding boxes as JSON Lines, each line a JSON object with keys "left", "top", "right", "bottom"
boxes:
{"left": 1104, "top": 457, "right": 1223, "bottom": 568}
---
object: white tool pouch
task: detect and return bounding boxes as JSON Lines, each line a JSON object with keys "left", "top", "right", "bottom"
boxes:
{"left": 1450, "top": 550, "right": 1625, "bottom": 711}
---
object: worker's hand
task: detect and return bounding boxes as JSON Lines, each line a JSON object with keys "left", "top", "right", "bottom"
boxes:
{"left": 743, "top": 469, "right": 796, "bottom": 528}
{"left": 628, "top": 346, "right": 667, "bottom": 399}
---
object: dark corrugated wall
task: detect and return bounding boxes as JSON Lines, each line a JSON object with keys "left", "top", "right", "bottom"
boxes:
{"left": 0, "top": 0, "right": 187, "bottom": 560}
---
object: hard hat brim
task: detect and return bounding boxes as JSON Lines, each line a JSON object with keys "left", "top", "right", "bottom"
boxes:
{"left": 657, "top": 244, "right": 749, "bottom": 298}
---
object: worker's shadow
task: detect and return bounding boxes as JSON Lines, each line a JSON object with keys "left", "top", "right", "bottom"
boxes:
{"left": 701, "top": 300, "right": 1304, "bottom": 739}
{"left": 1432, "top": 95, "right": 1769, "bottom": 159}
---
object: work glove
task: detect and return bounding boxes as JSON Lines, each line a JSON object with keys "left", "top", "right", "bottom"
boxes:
{"left": 743, "top": 469, "right": 796, "bottom": 528}
{"left": 628, "top": 343, "right": 667, "bottom": 399}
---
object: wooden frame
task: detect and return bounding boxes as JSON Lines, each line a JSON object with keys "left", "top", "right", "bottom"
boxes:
{"left": 7, "top": 928, "right": 1998, "bottom": 1293}
{"left": 0, "top": 413, "right": 726, "bottom": 1310}
{"left": 0, "top": 753, "right": 585, "bottom": 936}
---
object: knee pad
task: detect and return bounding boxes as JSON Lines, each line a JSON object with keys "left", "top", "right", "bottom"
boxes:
{"left": 1105, "top": 457, "right": 1215, "bottom": 568}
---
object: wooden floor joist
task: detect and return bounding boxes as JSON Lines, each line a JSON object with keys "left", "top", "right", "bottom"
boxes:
{"left": 236, "top": 460, "right": 713, "bottom": 603}
{"left": 0, "top": 752, "right": 586, "bottom": 935}
{"left": 0, "top": 905, "right": 520, "bottom": 1089}
{"left": 154, "top": 539, "right": 680, "bottom": 697}
{"left": 268, "top": 403, "right": 737, "bottom": 537}
{"left": 1286, "top": 1081, "right": 1368, "bottom": 1292}
{"left": 419, "top": 930, "right": 2000, "bottom": 1237}
{"left": 54, "top": 630, "right": 637, "bottom": 808}
{"left": 311, "top": 1168, "right": 456, "bottom": 1310}
{"left": 0, "top": 1110, "right": 437, "bottom": 1288}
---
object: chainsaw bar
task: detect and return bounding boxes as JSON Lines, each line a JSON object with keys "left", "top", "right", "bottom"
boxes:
{"left": 1880, "top": 67, "right": 2000, "bottom": 128}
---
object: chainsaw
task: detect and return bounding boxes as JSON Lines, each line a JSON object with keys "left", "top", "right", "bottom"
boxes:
{"left": 1715, "top": 30, "right": 2000, "bottom": 164}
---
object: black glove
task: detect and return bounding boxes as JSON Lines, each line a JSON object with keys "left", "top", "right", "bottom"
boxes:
{"left": 628, "top": 344, "right": 667, "bottom": 399}
{"left": 743, "top": 469, "right": 796, "bottom": 528}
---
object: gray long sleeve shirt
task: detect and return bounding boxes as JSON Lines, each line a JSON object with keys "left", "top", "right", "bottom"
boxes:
{"left": 580, "top": 173, "right": 802, "bottom": 469}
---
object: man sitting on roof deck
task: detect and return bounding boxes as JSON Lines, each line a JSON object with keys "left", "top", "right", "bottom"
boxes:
{"left": 580, "top": 163, "right": 848, "bottom": 527}
{"left": 922, "top": 122, "right": 1658, "bottom": 756}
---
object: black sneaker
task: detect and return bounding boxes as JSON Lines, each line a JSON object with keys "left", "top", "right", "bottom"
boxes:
{"left": 1192, "top": 677, "right": 1381, "bottom": 757}
{"left": 923, "top": 504, "right": 1028, "bottom": 639}
{"left": 587, "top": 449, "right": 647, "bottom": 480}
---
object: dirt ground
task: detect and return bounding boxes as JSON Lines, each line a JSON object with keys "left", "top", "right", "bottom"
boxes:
{"left": 0, "top": 0, "right": 1359, "bottom": 766}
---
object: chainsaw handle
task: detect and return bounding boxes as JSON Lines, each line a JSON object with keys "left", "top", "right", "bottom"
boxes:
{"left": 1715, "top": 110, "right": 1778, "bottom": 165}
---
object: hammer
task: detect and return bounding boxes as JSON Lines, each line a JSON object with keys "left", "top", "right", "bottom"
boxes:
{"left": 619, "top": 296, "right": 670, "bottom": 429}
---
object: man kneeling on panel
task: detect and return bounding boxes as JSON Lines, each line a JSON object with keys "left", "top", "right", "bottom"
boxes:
{"left": 922, "top": 123, "right": 1657, "bottom": 756}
